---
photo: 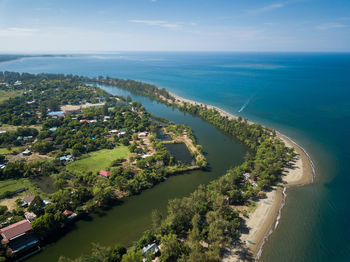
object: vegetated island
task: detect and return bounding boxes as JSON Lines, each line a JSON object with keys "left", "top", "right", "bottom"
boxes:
{"left": 0, "top": 72, "right": 315, "bottom": 262}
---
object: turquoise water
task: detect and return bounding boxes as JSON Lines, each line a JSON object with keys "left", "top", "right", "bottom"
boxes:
{"left": 1, "top": 52, "right": 350, "bottom": 261}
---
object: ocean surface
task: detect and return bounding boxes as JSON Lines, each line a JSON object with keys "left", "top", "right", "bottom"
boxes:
{"left": 1, "top": 52, "right": 350, "bottom": 261}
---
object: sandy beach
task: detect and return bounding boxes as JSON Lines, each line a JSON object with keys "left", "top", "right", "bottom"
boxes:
{"left": 167, "top": 91, "right": 315, "bottom": 261}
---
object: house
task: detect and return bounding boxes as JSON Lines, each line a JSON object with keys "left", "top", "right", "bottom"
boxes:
{"left": 141, "top": 153, "right": 153, "bottom": 159}
{"left": 24, "top": 211, "right": 37, "bottom": 221}
{"left": 61, "top": 106, "right": 82, "bottom": 115}
{"left": 22, "top": 149, "right": 31, "bottom": 156}
{"left": 109, "top": 130, "right": 118, "bottom": 134}
{"left": 48, "top": 111, "right": 65, "bottom": 118}
{"left": 103, "top": 116, "right": 110, "bottom": 122}
{"left": 62, "top": 209, "right": 77, "bottom": 220}
{"left": 0, "top": 164, "right": 5, "bottom": 170}
{"left": 43, "top": 200, "right": 51, "bottom": 206}
{"left": 142, "top": 243, "right": 159, "bottom": 257}
{"left": 138, "top": 132, "right": 149, "bottom": 139}
{"left": 21, "top": 195, "right": 35, "bottom": 207}
{"left": 80, "top": 119, "right": 89, "bottom": 123}
{"left": 62, "top": 209, "right": 73, "bottom": 216}
{"left": 25, "top": 100, "right": 36, "bottom": 104}
{"left": 89, "top": 120, "right": 97, "bottom": 123}
{"left": 23, "top": 136, "right": 33, "bottom": 141}
{"left": 0, "top": 131, "right": 7, "bottom": 134}
{"left": 0, "top": 219, "right": 39, "bottom": 254}
{"left": 243, "top": 173, "right": 251, "bottom": 180}
{"left": 99, "top": 170, "right": 111, "bottom": 178}
{"left": 14, "top": 80, "right": 22, "bottom": 86}
{"left": 49, "top": 127, "right": 57, "bottom": 132}
{"left": 59, "top": 155, "right": 73, "bottom": 162}
{"left": 44, "top": 137, "right": 54, "bottom": 141}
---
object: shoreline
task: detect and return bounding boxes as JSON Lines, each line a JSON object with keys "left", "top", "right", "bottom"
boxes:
{"left": 168, "top": 91, "right": 315, "bottom": 261}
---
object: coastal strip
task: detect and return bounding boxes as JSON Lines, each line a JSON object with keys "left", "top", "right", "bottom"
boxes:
{"left": 168, "top": 91, "right": 315, "bottom": 261}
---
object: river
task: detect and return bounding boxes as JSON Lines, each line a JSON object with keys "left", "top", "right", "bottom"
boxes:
{"left": 27, "top": 85, "right": 245, "bottom": 261}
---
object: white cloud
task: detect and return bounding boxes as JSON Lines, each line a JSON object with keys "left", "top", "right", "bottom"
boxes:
{"left": 249, "top": 3, "right": 284, "bottom": 15}
{"left": 316, "top": 23, "right": 347, "bottom": 30}
{"left": 128, "top": 19, "right": 180, "bottom": 29}
{"left": 0, "top": 27, "right": 39, "bottom": 37}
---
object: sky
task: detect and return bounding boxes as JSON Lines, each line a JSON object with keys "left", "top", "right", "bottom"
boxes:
{"left": 0, "top": 0, "right": 349, "bottom": 53}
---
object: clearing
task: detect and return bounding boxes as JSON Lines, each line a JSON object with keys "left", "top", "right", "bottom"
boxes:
{"left": 0, "top": 90, "right": 23, "bottom": 103}
{"left": 66, "top": 146, "right": 130, "bottom": 175}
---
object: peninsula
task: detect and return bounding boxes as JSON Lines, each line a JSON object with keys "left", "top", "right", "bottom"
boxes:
{"left": 0, "top": 72, "right": 314, "bottom": 262}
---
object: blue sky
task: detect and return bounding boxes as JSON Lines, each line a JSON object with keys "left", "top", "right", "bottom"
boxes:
{"left": 0, "top": 0, "right": 349, "bottom": 52}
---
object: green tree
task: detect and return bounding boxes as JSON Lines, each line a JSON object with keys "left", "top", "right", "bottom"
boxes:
{"left": 159, "top": 234, "right": 184, "bottom": 262}
{"left": 121, "top": 247, "right": 143, "bottom": 262}
{"left": 28, "top": 195, "right": 44, "bottom": 216}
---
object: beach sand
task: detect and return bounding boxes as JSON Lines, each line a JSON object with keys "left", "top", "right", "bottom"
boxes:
{"left": 167, "top": 91, "right": 315, "bottom": 261}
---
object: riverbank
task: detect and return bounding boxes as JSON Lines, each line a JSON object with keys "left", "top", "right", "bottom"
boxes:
{"left": 168, "top": 91, "right": 315, "bottom": 261}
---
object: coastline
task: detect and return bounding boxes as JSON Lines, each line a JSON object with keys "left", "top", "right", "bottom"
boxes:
{"left": 168, "top": 91, "right": 315, "bottom": 261}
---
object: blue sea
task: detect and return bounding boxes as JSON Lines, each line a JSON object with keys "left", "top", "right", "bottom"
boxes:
{"left": 1, "top": 52, "right": 350, "bottom": 261}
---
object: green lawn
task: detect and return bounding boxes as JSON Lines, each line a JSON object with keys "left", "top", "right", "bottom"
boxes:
{"left": 66, "top": 146, "right": 130, "bottom": 175}
{"left": 0, "top": 178, "right": 38, "bottom": 195}
{"left": 0, "top": 90, "right": 23, "bottom": 103}
{"left": 0, "top": 146, "right": 24, "bottom": 155}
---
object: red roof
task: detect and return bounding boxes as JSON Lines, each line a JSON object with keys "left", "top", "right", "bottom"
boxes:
{"left": 44, "top": 137, "right": 54, "bottom": 141}
{"left": 63, "top": 210, "right": 73, "bottom": 216}
{"left": 99, "top": 170, "right": 111, "bottom": 177}
{"left": 0, "top": 220, "right": 32, "bottom": 241}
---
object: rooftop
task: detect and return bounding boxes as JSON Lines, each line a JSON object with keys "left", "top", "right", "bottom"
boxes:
{"left": 0, "top": 220, "right": 32, "bottom": 242}
{"left": 99, "top": 170, "right": 111, "bottom": 178}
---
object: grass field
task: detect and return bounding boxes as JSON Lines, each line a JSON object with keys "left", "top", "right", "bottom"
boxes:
{"left": 66, "top": 146, "right": 130, "bottom": 174}
{"left": 0, "top": 146, "right": 24, "bottom": 155}
{"left": 0, "top": 90, "right": 23, "bottom": 103}
{"left": 0, "top": 124, "right": 42, "bottom": 132}
{"left": 0, "top": 178, "right": 38, "bottom": 195}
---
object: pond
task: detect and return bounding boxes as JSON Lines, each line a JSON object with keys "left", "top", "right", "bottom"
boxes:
{"left": 164, "top": 143, "right": 193, "bottom": 165}
{"left": 31, "top": 176, "right": 56, "bottom": 194}
{"left": 156, "top": 129, "right": 171, "bottom": 141}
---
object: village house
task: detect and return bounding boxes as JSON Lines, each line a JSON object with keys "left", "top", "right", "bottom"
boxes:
{"left": 59, "top": 155, "right": 74, "bottom": 162}
{"left": 99, "top": 170, "right": 111, "bottom": 178}
{"left": 21, "top": 195, "right": 35, "bottom": 207}
{"left": 44, "top": 137, "right": 54, "bottom": 141}
{"left": 109, "top": 129, "right": 118, "bottom": 134}
{"left": 24, "top": 211, "right": 37, "bottom": 222}
{"left": 138, "top": 132, "right": 149, "bottom": 139}
{"left": 141, "top": 153, "right": 153, "bottom": 159}
{"left": 243, "top": 173, "right": 251, "bottom": 180}
{"left": 48, "top": 111, "right": 65, "bottom": 118}
{"left": 62, "top": 210, "right": 77, "bottom": 220}
{"left": 0, "top": 219, "right": 39, "bottom": 255}
{"left": 142, "top": 243, "right": 159, "bottom": 257}
{"left": 22, "top": 149, "right": 31, "bottom": 156}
